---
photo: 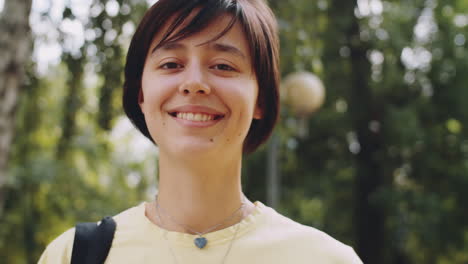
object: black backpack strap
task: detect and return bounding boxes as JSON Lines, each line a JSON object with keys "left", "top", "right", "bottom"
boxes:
{"left": 71, "top": 216, "right": 116, "bottom": 264}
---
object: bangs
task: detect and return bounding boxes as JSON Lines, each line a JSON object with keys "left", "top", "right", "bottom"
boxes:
{"left": 152, "top": 1, "right": 240, "bottom": 52}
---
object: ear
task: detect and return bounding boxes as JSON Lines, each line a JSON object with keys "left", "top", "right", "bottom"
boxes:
{"left": 138, "top": 89, "right": 145, "bottom": 113}
{"left": 253, "top": 104, "right": 263, "bottom": 120}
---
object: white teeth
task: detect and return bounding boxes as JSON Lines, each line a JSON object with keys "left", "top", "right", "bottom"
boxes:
{"left": 175, "top": 112, "right": 216, "bottom": 122}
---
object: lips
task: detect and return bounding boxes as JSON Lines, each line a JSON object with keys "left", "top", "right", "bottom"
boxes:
{"left": 167, "top": 105, "right": 226, "bottom": 123}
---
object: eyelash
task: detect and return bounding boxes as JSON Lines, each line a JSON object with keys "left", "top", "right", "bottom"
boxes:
{"left": 158, "top": 62, "right": 237, "bottom": 72}
{"left": 160, "top": 62, "right": 182, "bottom": 69}
{"left": 212, "top": 64, "right": 235, "bottom": 71}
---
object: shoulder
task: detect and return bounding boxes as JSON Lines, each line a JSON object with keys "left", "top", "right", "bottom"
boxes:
{"left": 111, "top": 202, "right": 148, "bottom": 238}
{"left": 38, "top": 203, "right": 145, "bottom": 264}
{"left": 38, "top": 228, "right": 75, "bottom": 264}
{"left": 256, "top": 203, "right": 363, "bottom": 263}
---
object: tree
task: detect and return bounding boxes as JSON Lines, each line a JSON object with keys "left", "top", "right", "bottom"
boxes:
{"left": 270, "top": 0, "right": 468, "bottom": 263}
{"left": 2, "top": 0, "right": 468, "bottom": 263}
{"left": 0, "top": 0, "right": 33, "bottom": 218}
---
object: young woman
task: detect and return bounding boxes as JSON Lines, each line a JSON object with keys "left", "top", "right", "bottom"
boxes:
{"left": 39, "top": 0, "right": 362, "bottom": 263}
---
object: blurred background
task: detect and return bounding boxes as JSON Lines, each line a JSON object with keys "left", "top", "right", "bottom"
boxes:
{"left": 1, "top": 0, "right": 468, "bottom": 263}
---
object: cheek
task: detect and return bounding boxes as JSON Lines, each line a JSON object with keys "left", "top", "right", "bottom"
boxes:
{"left": 217, "top": 79, "right": 258, "bottom": 108}
{"left": 141, "top": 75, "right": 174, "bottom": 112}
{"left": 238, "top": 82, "right": 259, "bottom": 114}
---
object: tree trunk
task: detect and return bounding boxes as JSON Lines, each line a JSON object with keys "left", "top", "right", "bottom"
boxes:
{"left": 349, "top": 41, "right": 386, "bottom": 263}
{"left": 344, "top": 3, "right": 387, "bottom": 264}
{"left": 325, "top": 0, "right": 387, "bottom": 262}
{"left": 56, "top": 54, "right": 84, "bottom": 159}
{"left": 0, "top": 0, "right": 33, "bottom": 218}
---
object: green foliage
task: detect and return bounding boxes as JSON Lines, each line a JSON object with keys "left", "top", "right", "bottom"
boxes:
{"left": 269, "top": 0, "right": 468, "bottom": 263}
{"left": 0, "top": 1, "right": 155, "bottom": 263}
{"left": 1, "top": 0, "right": 468, "bottom": 263}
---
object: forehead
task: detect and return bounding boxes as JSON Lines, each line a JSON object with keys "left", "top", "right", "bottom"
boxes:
{"left": 148, "top": 10, "right": 250, "bottom": 57}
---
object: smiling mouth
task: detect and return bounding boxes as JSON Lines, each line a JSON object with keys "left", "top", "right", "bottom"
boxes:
{"left": 169, "top": 112, "right": 225, "bottom": 122}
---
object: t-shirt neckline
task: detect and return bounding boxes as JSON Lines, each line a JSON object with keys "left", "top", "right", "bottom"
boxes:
{"left": 137, "top": 200, "right": 267, "bottom": 248}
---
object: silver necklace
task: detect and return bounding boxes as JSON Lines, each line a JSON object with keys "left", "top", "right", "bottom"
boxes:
{"left": 155, "top": 196, "right": 245, "bottom": 249}
{"left": 155, "top": 200, "right": 242, "bottom": 264}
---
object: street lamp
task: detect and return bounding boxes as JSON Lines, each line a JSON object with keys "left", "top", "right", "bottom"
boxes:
{"left": 281, "top": 71, "right": 326, "bottom": 137}
{"left": 267, "top": 71, "right": 326, "bottom": 208}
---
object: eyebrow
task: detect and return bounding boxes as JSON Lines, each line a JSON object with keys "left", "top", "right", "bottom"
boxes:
{"left": 210, "top": 43, "right": 247, "bottom": 59}
{"left": 151, "top": 42, "right": 247, "bottom": 59}
{"left": 151, "top": 42, "right": 185, "bottom": 54}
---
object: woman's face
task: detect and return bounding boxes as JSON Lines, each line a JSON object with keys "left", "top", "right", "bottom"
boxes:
{"left": 139, "top": 15, "right": 261, "bottom": 159}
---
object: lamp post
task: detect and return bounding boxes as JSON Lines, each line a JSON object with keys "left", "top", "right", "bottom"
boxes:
{"left": 266, "top": 71, "right": 325, "bottom": 208}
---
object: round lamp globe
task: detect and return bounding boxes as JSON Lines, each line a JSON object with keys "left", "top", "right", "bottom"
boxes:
{"left": 281, "top": 72, "right": 326, "bottom": 116}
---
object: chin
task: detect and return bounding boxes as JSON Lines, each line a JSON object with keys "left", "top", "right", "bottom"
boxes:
{"left": 161, "top": 139, "right": 222, "bottom": 159}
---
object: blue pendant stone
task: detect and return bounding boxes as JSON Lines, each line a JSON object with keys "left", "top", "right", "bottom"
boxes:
{"left": 194, "top": 237, "right": 207, "bottom": 249}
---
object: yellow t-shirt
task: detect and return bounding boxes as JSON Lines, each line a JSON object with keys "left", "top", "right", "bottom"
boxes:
{"left": 38, "top": 201, "right": 362, "bottom": 263}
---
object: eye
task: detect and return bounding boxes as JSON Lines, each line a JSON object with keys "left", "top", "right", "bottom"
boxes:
{"left": 160, "top": 62, "right": 183, "bottom": 69}
{"left": 212, "top": 64, "right": 235, "bottom": 71}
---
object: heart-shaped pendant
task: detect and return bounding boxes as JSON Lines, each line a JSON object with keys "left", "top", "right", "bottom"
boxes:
{"left": 194, "top": 237, "right": 207, "bottom": 249}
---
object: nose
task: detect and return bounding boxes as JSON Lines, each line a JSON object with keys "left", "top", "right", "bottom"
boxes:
{"left": 179, "top": 65, "right": 211, "bottom": 95}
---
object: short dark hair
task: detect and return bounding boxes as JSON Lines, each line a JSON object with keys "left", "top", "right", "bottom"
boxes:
{"left": 123, "top": 0, "right": 280, "bottom": 154}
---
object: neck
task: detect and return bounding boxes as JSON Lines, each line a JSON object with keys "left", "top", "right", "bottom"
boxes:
{"left": 151, "top": 150, "right": 253, "bottom": 233}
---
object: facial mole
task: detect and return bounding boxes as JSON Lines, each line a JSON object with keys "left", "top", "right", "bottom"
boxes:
{"left": 163, "top": 122, "right": 166, "bottom": 126}
{"left": 210, "top": 138, "right": 214, "bottom": 142}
